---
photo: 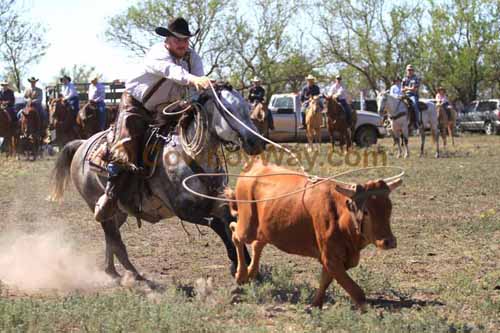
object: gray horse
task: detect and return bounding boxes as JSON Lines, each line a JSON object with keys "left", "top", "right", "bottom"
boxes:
{"left": 51, "top": 84, "right": 265, "bottom": 282}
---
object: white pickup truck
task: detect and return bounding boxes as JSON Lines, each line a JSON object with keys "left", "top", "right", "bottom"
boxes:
{"left": 267, "top": 93, "right": 387, "bottom": 147}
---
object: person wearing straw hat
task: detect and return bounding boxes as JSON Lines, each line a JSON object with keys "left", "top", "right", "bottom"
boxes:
{"left": 94, "top": 17, "right": 212, "bottom": 222}
{"left": 389, "top": 77, "right": 403, "bottom": 98}
{"left": 435, "top": 86, "right": 451, "bottom": 118}
{"left": 60, "top": 75, "right": 80, "bottom": 118}
{"left": 0, "top": 80, "right": 16, "bottom": 124}
{"left": 88, "top": 76, "right": 107, "bottom": 131}
{"left": 402, "top": 64, "right": 421, "bottom": 128}
{"left": 300, "top": 74, "right": 321, "bottom": 128}
{"left": 248, "top": 76, "right": 274, "bottom": 130}
{"left": 22, "top": 77, "right": 47, "bottom": 122}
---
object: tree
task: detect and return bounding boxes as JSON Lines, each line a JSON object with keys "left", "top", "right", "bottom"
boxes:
{"left": 0, "top": 0, "right": 49, "bottom": 92}
{"left": 105, "top": 0, "right": 235, "bottom": 75}
{"left": 313, "top": 0, "right": 425, "bottom": 94}
{"left": 55, "top": 65, "right": 99, "bottom": 84}
{"left": 422, "top": 0, "right": 500, "bottom": 104}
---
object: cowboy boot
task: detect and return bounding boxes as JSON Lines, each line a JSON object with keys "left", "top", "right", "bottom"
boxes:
{"left": 94, "top": 163, "right": 123, "bottom": 222}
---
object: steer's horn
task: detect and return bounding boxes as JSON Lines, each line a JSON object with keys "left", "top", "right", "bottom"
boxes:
{"left": 385, "top": 178, "right": 402, "bottom": 191}
{"left": 335, "top": 183, "right": 358, "bottom": 198}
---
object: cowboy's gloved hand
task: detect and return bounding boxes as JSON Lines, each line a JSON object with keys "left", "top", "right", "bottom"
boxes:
{"left": 190, "top": 76, "right": 211, "bottom": 91}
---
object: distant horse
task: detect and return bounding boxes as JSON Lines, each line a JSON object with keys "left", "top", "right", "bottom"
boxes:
{"left": 49, "top": 98, "right": 80, "bottom": 147}
{"left": 249, "top": 102, "right": 268, "bottom": 136}
{"left": 50, "top": 84, "right": 265, "bottom": 281}
{"left": 19, "top": 100, "right": 42, "bottom": 160}
{"left": 324, "top": 96, "right": 351, "bottom": 153}
{"left": 76, "top": 101, "right": 100, "bottom": 139}
{"left": 436, "top": 102, "right": 456, "bottom": 147}
{"left": 377, "top": 92, "right": 409, "bottom": 158}
{"left": 305, "top": 96, "right": 322, "bottom": 152}
{"left": 0, "top": 103, "right": 17, "bottom": 157}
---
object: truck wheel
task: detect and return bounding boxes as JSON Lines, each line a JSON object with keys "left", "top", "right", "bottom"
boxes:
{"left": 485, "top": 122, "right": 494, "bottom": 135}
{"left": 355, "top": 126, "right": 378, "bottom": 147}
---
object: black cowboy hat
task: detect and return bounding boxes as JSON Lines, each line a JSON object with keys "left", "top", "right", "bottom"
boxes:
{"left": 27, "top": 77, "right": 39, "bottom": 83}
{"left": 59, "top": 75, "right": 71, "bottom": 83}
{"left": 155, "top": 17, "right": 199, "bottom": 39}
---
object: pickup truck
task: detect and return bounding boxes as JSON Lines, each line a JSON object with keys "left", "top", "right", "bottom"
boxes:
{"left": 267, "top": 93, "right": 386, "bottom": 147}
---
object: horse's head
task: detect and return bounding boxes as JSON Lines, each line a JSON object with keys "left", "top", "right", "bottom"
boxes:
{"left": 376, "top": 90, "right": 390, "bottom": 116}
{"left": 201, "top": 83, "right": 265, "bottom": 155}
{"left": 249, "top": 102, "right": 267, "bottom": 122}
{"left": 48, "top": 98, "right": 67, "bottom": 128}
{"left": 20, "top": 101, "right": 40, "bottom": 135}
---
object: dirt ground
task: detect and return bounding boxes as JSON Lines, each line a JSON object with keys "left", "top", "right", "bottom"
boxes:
{"left": 0, "top": 134, "right": 498, "bottom": 331}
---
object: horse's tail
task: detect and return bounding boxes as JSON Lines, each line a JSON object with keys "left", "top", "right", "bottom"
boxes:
{"left": 50, "top": 139, "right": 84, "bottom": 201}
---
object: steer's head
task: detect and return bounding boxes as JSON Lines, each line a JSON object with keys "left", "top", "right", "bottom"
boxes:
{"left": 336, "top": 178, "right": 402, "bottom": 250}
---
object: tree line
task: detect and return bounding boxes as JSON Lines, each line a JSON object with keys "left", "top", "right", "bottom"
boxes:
{"left": 1, "top": 0, "right": 499, "bottom": 106}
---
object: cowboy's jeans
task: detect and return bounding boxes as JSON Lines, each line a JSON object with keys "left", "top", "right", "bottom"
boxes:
{"left": 408, "top": 94, "right": 420, "bottom": 125}
{"left": 96, "top": 101, "right": 107, "bottom": 131}
{"left": 67, "top": 96, "right": 80, "bottom": 118}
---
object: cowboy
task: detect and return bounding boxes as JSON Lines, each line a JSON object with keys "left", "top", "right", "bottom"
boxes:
{"left": 0, "top": 80, "right": 16, "bottom": 124}
{"left": 389, "top": 77, "right": 403, "bottom": 98}
{"left": 328, "top": 75, "right": 353, "bottom": 127}
{"left": 247, "top": 77, "right": 274, "bottom": 130}
{"left": 300, "top": 74, "right": 321, "bottom": 128}
{"left": 94, "top": 17, "right": 211, "bottom": 222}
{"left": 60, "top": 75, "right": 80, "bottom": 118}
{"left": 88, "top": 76, "right": 107, "bottom": 131}
{"left": 22, "top": 77, "right": 47, "bottom": 124}
{"left": 402, "top": 64, "right": 421, "bottom": 127}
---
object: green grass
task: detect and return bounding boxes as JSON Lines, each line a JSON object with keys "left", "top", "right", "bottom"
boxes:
{"left": 0, "top": 134, "right": 499, "bottom": 332}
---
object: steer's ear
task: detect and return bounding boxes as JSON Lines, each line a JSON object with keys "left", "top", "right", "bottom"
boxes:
{"left": 387, "top": 178, "right": 402, "bottom": 191}
{"left": 335, "top": 183, "right": 357, "bottom": 198}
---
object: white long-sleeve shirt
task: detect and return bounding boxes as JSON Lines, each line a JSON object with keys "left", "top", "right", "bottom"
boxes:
{"left": 389, "top": 84, "right": 403, "bottom": 97}
{"left": 328, "top": 82, "right": 347, "bottom": 100}
{"left": 88, "top": 82, "right": 106, "bottom": 103}
{"left": 61, "top": 82, "right": 78, "bottom": 100}
{"left": 126, "top": 43, "right": 204, "bottom": 111}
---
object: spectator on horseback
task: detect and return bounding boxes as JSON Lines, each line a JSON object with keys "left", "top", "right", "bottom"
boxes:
{"left": 94, "top": 16, "right": 212, "bottom": 222}
{"left": 248, "top": 76, "right": 274, "bottom": 130}
{"left": 23, "top": 77, "right": 47, "bottom": 124}
{"left": 300, "top": 74, "right": 321, "bottom": 128}
{"left": 328, "top": 75, "right": 353, "bottom": 127}
{"left": 88, "top": 76, "right": 107, "bottom": 131}
{"left": 60, "top": 75, "right": 79, "bottom": 118}
{"left": 0, "top": 80, "right": 16, "bottom": 124}
{"left": 435, "top": 87, "right": 450, "bottom": 109}
{"left": 389, "top": 77, "right": 403, "bottom": 98}
{"left": 402, "top": 64, "right": 421, "bottom": 128}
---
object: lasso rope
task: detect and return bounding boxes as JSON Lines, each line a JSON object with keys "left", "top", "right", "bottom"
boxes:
{"left": 181, "top": 166, "right": 405, "bottom": 204}
{"left": 179, "top": 103, "right": 207, "bottom": 158}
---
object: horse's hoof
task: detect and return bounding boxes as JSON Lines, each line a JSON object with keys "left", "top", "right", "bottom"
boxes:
{"left": 435, "top": 152, "right": 440, "bottom": 158}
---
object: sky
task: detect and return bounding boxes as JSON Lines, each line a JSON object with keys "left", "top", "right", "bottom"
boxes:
{"left": 23, "top": 0, "right": 144, "bottom": 86}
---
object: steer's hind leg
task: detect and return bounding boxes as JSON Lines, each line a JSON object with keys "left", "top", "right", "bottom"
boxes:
{"left": 229, "top": 222, "right": 249, "bottom": 284}
{"left": 248, "top": 241, "right": 266, "bottom": 280}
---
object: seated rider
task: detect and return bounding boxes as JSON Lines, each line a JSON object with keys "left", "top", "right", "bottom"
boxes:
{"left": 22, "top": 77, "right": 48, "bottom": 125}
{"left": 88, "top": 76, "right": 107, "bottom": 131}
{"left": 328, "top": 75, "right": 352, "bottom": 127}
{"left": 247, "top": 76, "right": 274, "bottom": 130}
{"left": 94, "top": 17, "right": 212, "bottom": 223}
{"left": 60, "top": 75, "right": 80, "bottom": 118}
{"left": 402, "top": 64, "right": 421, "bottom": 128}
{"left": 0, "top": 81, "right": 17, "bottom": 124}
{"left": 389, "top": 77, "right": 403, "bottom": 98}
{"left": 300, "top": 74, "right": 321, "bottom": 128}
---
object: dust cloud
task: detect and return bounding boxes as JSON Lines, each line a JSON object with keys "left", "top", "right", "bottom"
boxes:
{"left": 0, "top": 229, "right": 113, "bottom": 294}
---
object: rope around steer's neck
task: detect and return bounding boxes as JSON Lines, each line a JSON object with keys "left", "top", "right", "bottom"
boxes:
{"left": 208, "top": 82, "right": 307, "bottom": 174}
{"left": 181, "top": 166, "right": 405, "bottom": 204}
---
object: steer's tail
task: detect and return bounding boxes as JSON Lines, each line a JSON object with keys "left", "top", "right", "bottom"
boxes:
{"left": 224, "top": 187, "right": 238, "bottom": 218}
{"left": 50, "top": 140, "right": 85, "bottom": 201}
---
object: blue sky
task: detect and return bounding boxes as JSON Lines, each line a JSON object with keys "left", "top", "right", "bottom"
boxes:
{"left": 24, "top": 0, "right": 143, "bottom": 85}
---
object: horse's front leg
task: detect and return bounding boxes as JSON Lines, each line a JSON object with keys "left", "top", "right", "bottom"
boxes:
{"left": 419, "top": 125, "right": 425, "bottom": 157}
